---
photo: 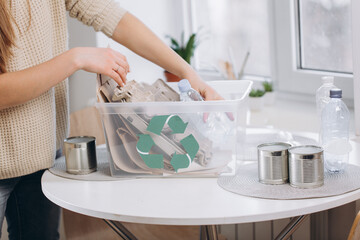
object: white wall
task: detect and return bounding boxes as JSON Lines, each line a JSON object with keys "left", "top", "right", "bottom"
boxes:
{"left": 67, "top": 16, "right": 98, "bottom": 113}
{"left": 68, "top": 0, "right": 183, "bottom": 113}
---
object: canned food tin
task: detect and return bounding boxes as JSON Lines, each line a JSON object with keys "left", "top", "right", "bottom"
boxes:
{"left": 64, "top": 136, "right": 97, "bottom": 175}
{"left": 257, "top": 142, "right": 292, "bottom": 184}
{"left": 288, "top": 145, "right": 324, "bottom": 188}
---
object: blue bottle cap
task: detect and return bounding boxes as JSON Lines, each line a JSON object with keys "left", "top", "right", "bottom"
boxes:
{"left": 330, "top": 89, "right": 342, "bottom": 98}
{"left": 178, "top": 79, "right": 191, "bottom": 92}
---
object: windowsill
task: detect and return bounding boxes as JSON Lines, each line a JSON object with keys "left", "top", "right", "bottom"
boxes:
{"left": 199, "top": 71, "right": 356, "bottom": 135}
{"left": 199, "top": 71, "right": 270, "bottom": 82}
{"left": 200, "top": 71, "right": 354, "bottom": 109}
{"left": 248, "top": 96, "right": 356, "bottom": 134}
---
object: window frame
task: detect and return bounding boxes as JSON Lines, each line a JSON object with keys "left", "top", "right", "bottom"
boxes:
{"left": 272, "top": 0, "right": 353, "bottom": 102}
{"left": 351, "top": 0, "right": 360, "bottom": 135}
{"left": 181, "top": 0, "right": 199, "bottom": 69}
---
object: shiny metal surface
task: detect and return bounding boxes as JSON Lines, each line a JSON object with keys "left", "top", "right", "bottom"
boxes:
{"left": 257, "top": 142, "right": 292, "bottom": 185}
{"left": 64, "top": 136, "right": 97, "bottom": 175}
{"left": 288, "top": 145, "right": 324, "bottom": 188}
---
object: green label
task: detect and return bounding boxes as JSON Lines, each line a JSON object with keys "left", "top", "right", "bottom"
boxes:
{"left": 135, "top": 115, "right": 199, "bottom": 172}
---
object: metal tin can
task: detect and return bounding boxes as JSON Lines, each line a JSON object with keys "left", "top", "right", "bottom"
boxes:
{"left": 64, "top": 136, "right": 97, "bottom": 175}
{"left": 257, "top": 142, "right": 292, "bottom": 184}
{"left": 288, "top": 145, "right": 324, "bottom": 188}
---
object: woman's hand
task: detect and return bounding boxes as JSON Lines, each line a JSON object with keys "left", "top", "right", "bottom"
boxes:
{"left": 184, "top": 72, "right": 236, "bottom": 121}
{"left": 184, "top": 73, "right": 223, "bottom": 101}
{"left": 0, "top": 47, "right": 129, "bottom": 109}
{"left": 196, "top": 81, "right": 224, "bottom": 101}
{"left": 72, "top": 47, "right": 130, "bottom": 87}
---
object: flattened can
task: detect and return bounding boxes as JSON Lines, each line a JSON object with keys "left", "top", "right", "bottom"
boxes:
{"left": 288, "top": 145, "right": 324, "bottom": 188}
{"left": 257, "top": 142, "right": 291, "bottom": 184}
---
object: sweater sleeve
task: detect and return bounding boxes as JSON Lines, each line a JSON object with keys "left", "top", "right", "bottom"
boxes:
{"left": 65, "top": 0, "right": 127, "bottom": 37}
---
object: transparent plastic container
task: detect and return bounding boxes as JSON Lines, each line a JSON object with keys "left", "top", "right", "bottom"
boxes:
{"left": 96, "top": 80, "right": 252, "bottom": 177}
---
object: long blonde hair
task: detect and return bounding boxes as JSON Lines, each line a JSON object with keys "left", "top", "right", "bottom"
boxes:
{"left": 0, "top": 0, "right": 31, "bottom": 73}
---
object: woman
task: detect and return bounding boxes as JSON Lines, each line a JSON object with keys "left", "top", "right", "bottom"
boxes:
{"left": 0, "top": 0, "right": 221, "bottom": 239}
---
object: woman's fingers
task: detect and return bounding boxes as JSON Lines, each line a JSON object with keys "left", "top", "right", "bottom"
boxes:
{"left": 110, "top": 49, "right": 130, "bottom": 72}
{"left": 113, "top": 51, "right": 128, "bottom": 67}
{"left": 200, "top": 86, "right": 224, "bottom": 101}
{"left": 114, "top": 57, "right": 130, "bottom": 74}
{"left": 104, "top": 65, "right": 125, "bottom": 87}
{"left": 74, "top": 47, "right": 130, "bottom": 87}
{"left": 109, "top": 68, "right": 124, "bottom": 87}
{"left": 106, "top": 48, "right": 129, "bottom": 86}
{"left": 110, "top": 49, "right": 130, "bottom": 85}
{"left": 113, "top": 64, "right": 127, "bottom": 84}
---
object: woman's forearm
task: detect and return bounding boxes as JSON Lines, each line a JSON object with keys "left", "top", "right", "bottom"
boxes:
{"left": 111, "top": 12, "right": 222, "bottom": 100}
{"left": 0, "top": 49, "right": 79, "bottom": 110}
{"left": 112, "top": 12, "right": 202, "bottom": 86}
{"left": 0, "top": 47, "right": 130, "bottom": 110}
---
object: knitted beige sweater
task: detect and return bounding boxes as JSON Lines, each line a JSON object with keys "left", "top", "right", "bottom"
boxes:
{"left": 0, "top": 0, "right": 126, "bottom": 179}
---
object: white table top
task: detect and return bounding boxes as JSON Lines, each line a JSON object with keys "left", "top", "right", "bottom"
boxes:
{"left": 42, "top": 99, "right": 360, "bottom": 226}
{"left": 42, "top": 137, "right": 360, "bottom": 226}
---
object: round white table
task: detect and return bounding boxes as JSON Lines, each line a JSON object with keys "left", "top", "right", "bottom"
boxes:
{"left": 42, "top": 170, "right": 360, "bottom": 226}
{"left": 42, "top": 134, "right": 360, "bottom": 240}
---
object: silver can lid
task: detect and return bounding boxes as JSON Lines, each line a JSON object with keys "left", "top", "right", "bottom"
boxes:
{"left": 258, "top": 142, "right": 291, "bottom": 156}
{"left": 64, "top": 136, "right": 96, "bottom": 148}
{"left": 288, "top": 145, "right": 323, "bottom": 159}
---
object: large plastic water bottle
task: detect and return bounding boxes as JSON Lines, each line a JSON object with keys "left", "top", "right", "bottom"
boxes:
{"left": 178, "top": 79, "right": 204, "bottom": 102}
{"left": 320, "top": 89, "right": 351, "bottom": 173}
{"left": 316, "top": 76, "right": 338, "bottom": 119}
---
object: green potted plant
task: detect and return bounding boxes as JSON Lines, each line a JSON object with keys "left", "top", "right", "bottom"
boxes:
{"left": 262, "top": 81, "right": 275, "bottom": 105}
{"left": 249, "top": 89, "right": 265, "bottom": 111}
{"left": 164, "top": 32, "right": 199, "bottom": 82}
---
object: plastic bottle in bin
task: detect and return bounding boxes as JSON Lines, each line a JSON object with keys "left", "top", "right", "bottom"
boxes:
{"left": 320, "top": 88, "right": 352, "bottom": 173}
{"left": 177, "top": 79, "right": 204, "bottom": 134}
{"left": 178, "top": 79, "right": 204, "bottom": 102}
{"left": 177, "top": 79, "right": 232, "bottom": 145}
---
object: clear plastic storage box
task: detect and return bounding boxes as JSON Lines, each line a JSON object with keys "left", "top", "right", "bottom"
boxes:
{"left": 96, "top": 80, "right": 252, "bottom": 177}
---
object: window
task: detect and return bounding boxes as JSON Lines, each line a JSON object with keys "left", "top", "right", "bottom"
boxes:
{"left": 188, "top": 0, "right": 271, "bottom": 78}
{"left": 273, "top": 0, "right": 353, "bottom": 101}
{"left": 185, "top": 0, "right": 354, "bottom": 102}
{"left": 298, "top": 0, "right": 352, "bottom": 73}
